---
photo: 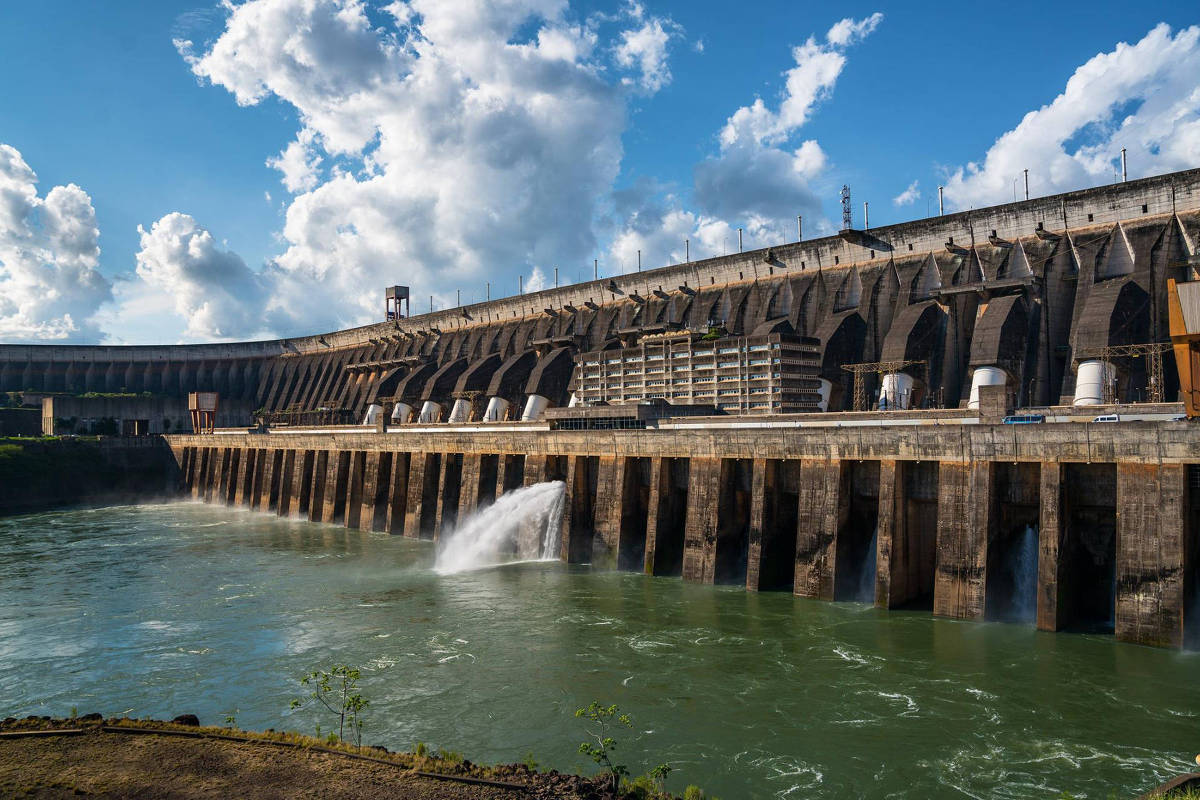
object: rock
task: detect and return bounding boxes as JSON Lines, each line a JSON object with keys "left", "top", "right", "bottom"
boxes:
{"left": 78, "top": 713, "right": 102, "bottom": 722}
{"left": 171, "top": 714, "right": 200, "bottom": 727}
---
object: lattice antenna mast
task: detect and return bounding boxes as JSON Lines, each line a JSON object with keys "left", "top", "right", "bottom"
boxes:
{"left": 841, "top": 185, "right": 852, "bottom": 230}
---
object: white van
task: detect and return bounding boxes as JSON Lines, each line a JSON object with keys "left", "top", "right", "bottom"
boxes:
{"left": 1091, "top": 414, "right": 1120, "bottom": 423}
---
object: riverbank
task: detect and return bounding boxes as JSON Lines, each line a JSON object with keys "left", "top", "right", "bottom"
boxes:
{"left": 0, "top": 436, "right": 179, "bottom": 516}
{"left": 0, "top": 716, "right": 669, "bottom": 799}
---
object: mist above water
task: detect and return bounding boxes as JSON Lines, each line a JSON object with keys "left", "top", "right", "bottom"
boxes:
{"left": 434, "top": 481, "right": 565, "bottom": 574}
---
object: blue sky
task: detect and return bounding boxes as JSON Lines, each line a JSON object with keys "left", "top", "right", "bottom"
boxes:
{"left": 1, "top": 0, "right": 1197, "bottom": 343}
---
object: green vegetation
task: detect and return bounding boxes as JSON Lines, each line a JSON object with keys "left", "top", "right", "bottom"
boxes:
{"left": 575, "top": 701, "right": 677, "bottom": 798}
{"left": 290, "top": 664, "right": 369, "bottom": 746}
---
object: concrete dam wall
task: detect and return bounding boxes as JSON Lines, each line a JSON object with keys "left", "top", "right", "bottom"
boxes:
{"left": 3, "top": 168, "right": 1200, "bottom": 421}
{"left": 5, "top": 168, "right": 1200, "bottom": 651}
{"left": 168, "top": 421, "right": 1200, "bottom": 650}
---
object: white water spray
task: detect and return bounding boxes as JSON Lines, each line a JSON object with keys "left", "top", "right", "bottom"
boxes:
{"left": 434, "top": 481, "right": 565, "bottom": 574}
{"left": 855, "top": 527, "right": 879, "bottom": 604}
{"left": 1010, "top": 525, "right": 1039, "bottom": 623}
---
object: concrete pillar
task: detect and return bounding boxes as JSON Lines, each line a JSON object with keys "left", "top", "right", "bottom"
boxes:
{"left": 308, "top": 451, "right": 328, "bottom": 522}
{"left": 180, "top": 447, "right": 195, "bottom": 494}
{"left": 224, "top": 449, "right": 241, "bottom": 505}
{"left": 1115, "top": 463, "right": 1189, "bottom": 648}
{"left": 746, "top": 458, "right": 771, "bottom": 592}
{"left": 933, "top": 461, "right": 993, "bottom": 621}
{"left": 215, "top": 448, "right": 234, "bottom": 504}
{"left": 523, "top": 454, "right": 548, "bottom": 486}
{"left": 433, "top": 454, "right": 463, "bottom": 540}
{"left": 682, "top": 457, "right": 723, "bottom": 584}
{"left": 642, "top": 457, "right": 666, "bottom": 574}
{"left": 294, "top": 450, "right": 314, "bottom": 518}
{"left": 616, "top": 458, "right": 651, "bottom": 572}
{"left": 234, "top": 448, "right": 254, "bottom": 507}
{"left": 249, "top": 449, "right": 267, "bottom": 510}
{"left": 321, "top": 450, "right": 349, "bottom": 524}
{"left": 261, "top": 449, "right": 284, "bottom": 511}
{"left": 202, "top": 448, "right": 218, "bottom": 500}
{"left": 560, "top": 456, "right": 601, "bottom": 563}
{"left": 277, "top": 450, "right": 296, "bottom": 516}
{"left": 403, "top": 453, "right": 436, "bottom": 539}
{"left": 477, "top": 455, "right": 499, "bottom": 511}
{"left": 344, "top": 451, "right": 365, "bottom": 529}
{"left": 191, "top": 448, "right": 209, "bottom": 499}
{"left": 589, "top": 456, "right": 623, "bottom": 569}
{"left": 178, "top": 447, "right": 193, "bottom": 491}
{"left": 385, "top": 452, "right": 410, "bottom": 533}
{"left": 496, "top": 454, "right": 525, "bottom": 500}
{"left": 794, "top": 459, "right": 844, "bottom": 600}
{"left": 208, "top": 448, "right": 223, "bottom": 502}
{"left": 359, "top": 451, "right": 389, "bottom": 532}
{"left": 457, "top": 454, "right": 483, "bottom": 518}
{"left": 874, "top": 459, "right": 905, "bottom": 608}
{"left": 1037, "top": 461, "right": 1066, "bottom": 632}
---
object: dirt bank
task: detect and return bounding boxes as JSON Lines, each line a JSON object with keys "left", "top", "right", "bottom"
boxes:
{"left": 0, "top": 717, "right": 623, "bottom": 799}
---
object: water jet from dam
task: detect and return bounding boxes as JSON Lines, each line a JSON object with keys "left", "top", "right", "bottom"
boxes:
{"left": 435, "top": 481, "right": 565, "bottom": 573}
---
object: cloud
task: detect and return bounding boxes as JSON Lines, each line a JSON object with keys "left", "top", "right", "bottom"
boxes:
{"left": 524, "top": 265, "right": 548, "bottom": 293}
{"left": 943, "top": 23, "right": 1200, "bottom": 209}
{"left": 825, "top": 12, "right": 882, "bottom": 47}
{"left": 893, "top": 180, "right": 920, "bottom": 207}
{"left": 695, "top": 14, "right": 881, "bottom": 232}
{"left": 610, "top": 13, "right": 881, "bottom": 267}
{"left": 133, "top": 212, "right": 269, "bottom": 340}
{"left": 174, "top": 0, "right": 686, "bottom": 336}
{"left": 0, "top": 143, "right": 111, "bottom": 342}
{"left": 267, "top": 129, "right": 324, "bottom": 193}
{"left": 614, "top": 14, "right": 678, "bottom": 93}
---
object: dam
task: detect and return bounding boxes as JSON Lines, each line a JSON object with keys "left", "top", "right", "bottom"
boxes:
{"left": 5, "top": 168, "right": 1200, "bottom": 650}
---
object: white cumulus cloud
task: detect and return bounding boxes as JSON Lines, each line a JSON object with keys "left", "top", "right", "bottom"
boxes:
{"left": 133, "top": 212, "right": 269, "bottom": 340}
{"left": 614, "top": 14, "right": 677, "bottom": 93}
{"left": 611, "top": 13, "right": 882, "bottom": 267}
{"left": 173, "top": 0, "right": 684, "bottom": 335}
{"left": 0, "top": 143, "right": 111, "bottom": 342}
{"left": 943, "top": 23, "right": 1200, "bottom": 210}
{"left": 893, "top": 180, "right": 920, "bottom": 207}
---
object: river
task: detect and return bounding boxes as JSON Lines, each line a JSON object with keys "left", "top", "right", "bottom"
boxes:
{"left": 1, "top": 502, "right": 1196, "bottom": 798}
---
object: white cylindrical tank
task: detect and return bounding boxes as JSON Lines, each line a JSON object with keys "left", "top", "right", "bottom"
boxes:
{"left": 484, "top": 397, "right": 510, "bottom": 422}
{"left": 362, "top": 403, "right": 382, "bottom": 426}
{"left": 880, "top": 372, "right": 915, "bottom": 410}
{"left": 1073, "top": 360, "right": 1114, "bottom": 406}
{"left": 520, "top": 394, "right": 550, "bottom": 421}
{"left": 447, "top": 398, "right": 471, "bottom": 423}
{"left": 391, "top": 402, "right": 413, "bottom": 423}
{"left": 815, "top": 378, "right": 833, "bottom": 412}
{"left": 418, "top": 401, "right": 442, "bottom": 423}
{"left": 967, "top": 366, "right": 1008, "bottom": 410}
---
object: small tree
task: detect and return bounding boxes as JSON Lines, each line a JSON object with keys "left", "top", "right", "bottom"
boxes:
{"left": 290, "top": 665, "right": 369, "bottom": 746}
{"left": 576, "top": 701, "right": 633, "bottom": 792}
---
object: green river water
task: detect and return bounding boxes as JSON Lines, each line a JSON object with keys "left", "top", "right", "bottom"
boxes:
{"left": 0, "top": 502, "right": 1196, "bottom": 798}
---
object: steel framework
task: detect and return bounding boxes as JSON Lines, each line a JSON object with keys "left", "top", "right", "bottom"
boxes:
{"left": 1095, "top": 342, "right": 1171, "bottom": 404}
{"left": 841, "top": 360, "right": 926, "bottom": 411}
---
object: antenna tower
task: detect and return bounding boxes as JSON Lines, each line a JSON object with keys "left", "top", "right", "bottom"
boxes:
{"left": 841, "top": 185, "right": 852, "bottom": 230}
